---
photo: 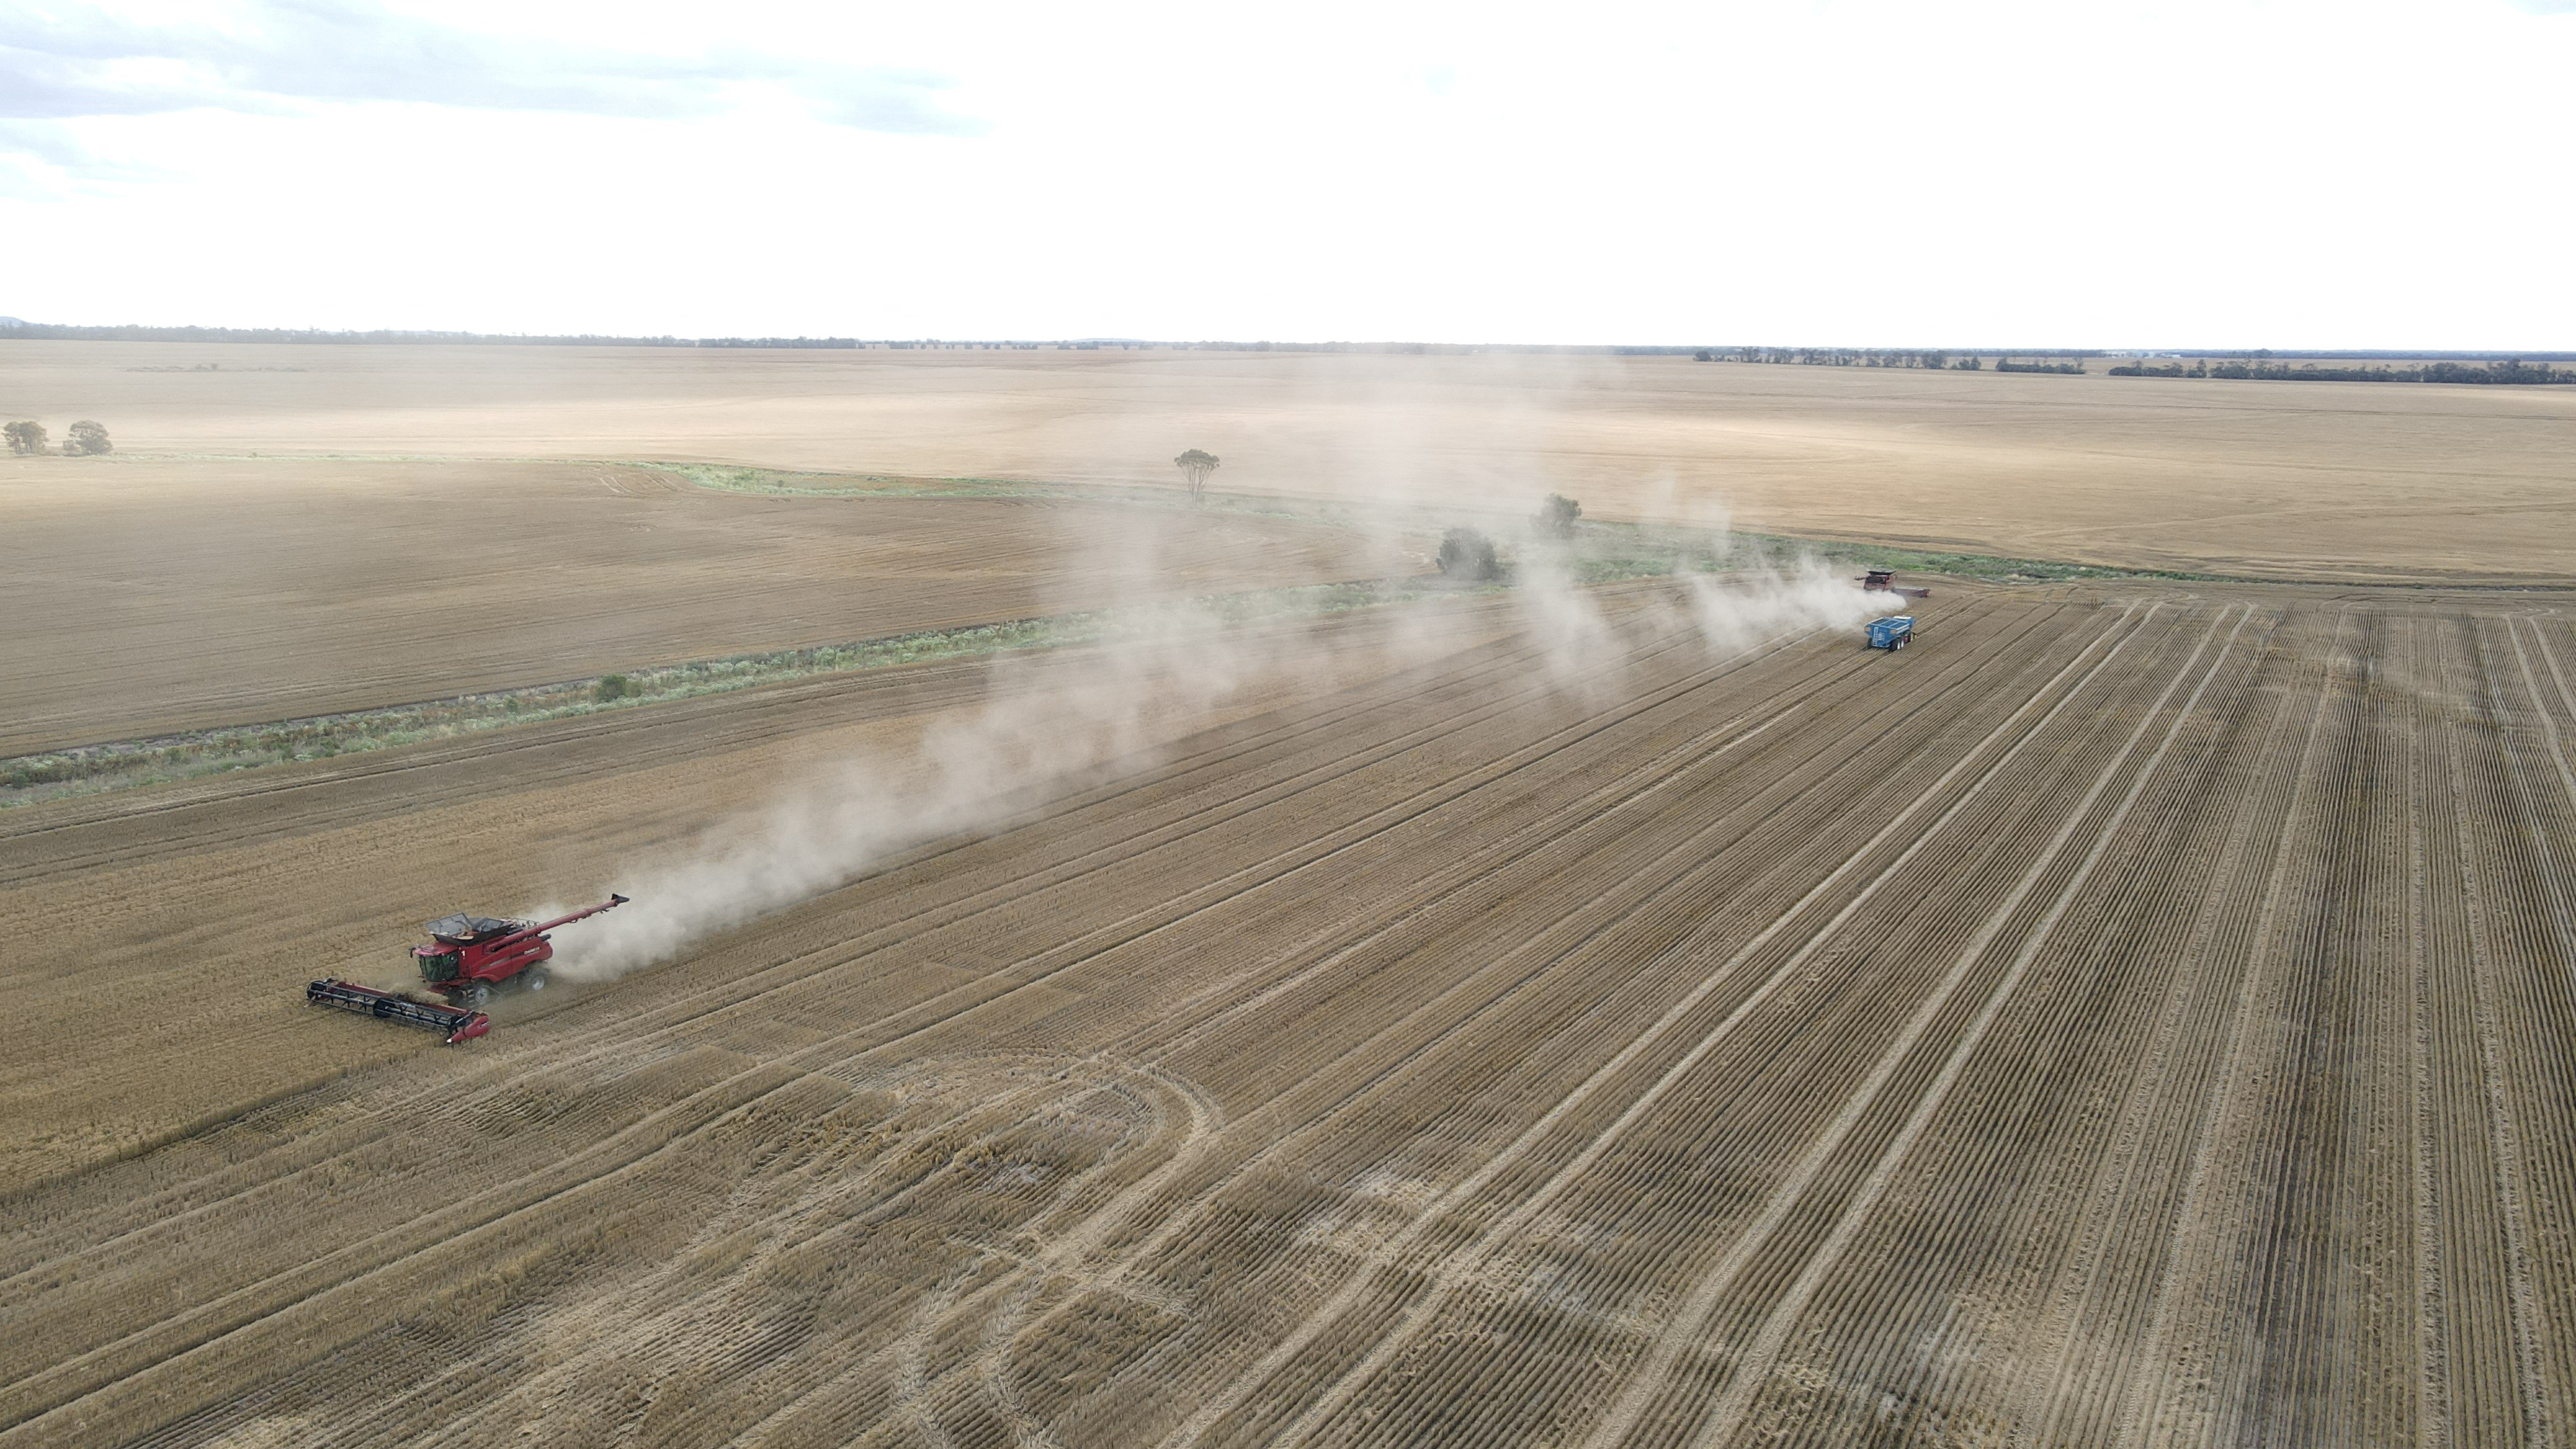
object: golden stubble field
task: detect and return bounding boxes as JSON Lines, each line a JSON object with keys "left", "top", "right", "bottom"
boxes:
{"left": 6, "top": 580, "right": 2576, "bottom": 1447}
{"left": 5, "top": 340, "right": 2573, "bottom": 582}
{"left": 7, "top": 340, "right": 2576, "bottom": 1446}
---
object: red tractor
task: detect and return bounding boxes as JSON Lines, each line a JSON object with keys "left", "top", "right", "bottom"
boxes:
{"left": 307, "top": 895, "right": 628, "bottom": 1044}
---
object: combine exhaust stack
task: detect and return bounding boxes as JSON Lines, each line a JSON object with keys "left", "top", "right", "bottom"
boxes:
{"left": 306, "top": 978, "right": 490, "bottom": 1044}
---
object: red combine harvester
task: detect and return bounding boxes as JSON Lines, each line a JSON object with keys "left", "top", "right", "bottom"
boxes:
{"left": 305, "top": 894, "right": 629, "bottom": 1045}
{"left": 1860, "top": 570, "right": 1934, "bottom": 600}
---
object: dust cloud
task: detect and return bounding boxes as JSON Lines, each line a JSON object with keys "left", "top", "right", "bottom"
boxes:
{"left": 549, "top": 435, "right": 1897, "bottom": 982}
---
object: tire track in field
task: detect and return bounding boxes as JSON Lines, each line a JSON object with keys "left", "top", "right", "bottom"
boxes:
{"left": 2457, "top": 618, "right": 2575, "bottom": 1445}
{"left": 1151, "top": 605, "right": 2160, "bottom": 1449}
{"left": 1573, "top": 606, "right": 2235, "bottom": 1449}
{"left": 0, "top": 596, "right": 1680, "bottom": 1304}
{"left": 2114, "top": 607, "right": 2349, "bottom": 1449}
{"left": 1683, "top": 607, "right": 2251, "bottom": 1446}
{"left": 1999, "top": 605, "right": 2301, "bottom": 1445}
{"left": 0, "top": 605, "right": 1881, "bottom": 1437}
{"left": 2405, "top": 612, "right": 2457, "bottom": 1449}
{"left": 721, "top": 600, "right": 2071, "bottom": 1443}
{"left": 0, "top": 618, "right": 1590, "bottom": 1288}
{"left": 687, "top": 605, "right": 2069, "bottom": 1448}
{"left": 297, "top": 1059, "right": 1114, "bottom": 1449}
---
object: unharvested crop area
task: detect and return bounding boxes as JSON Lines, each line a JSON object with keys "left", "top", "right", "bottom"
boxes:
{"left": 0, "top": 455, "right": 1403, "bottom": 754}
{"left": 7, "top": 579, "right": 2575, "bottom": 1446}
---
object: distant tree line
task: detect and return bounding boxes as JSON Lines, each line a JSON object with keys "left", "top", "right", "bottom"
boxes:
{"left": 1693, "top": 347, "right": 2002, "bottom": 370}
{"left": 1994, "top": 358, "right": 2087, "bottom": 375}
{"left": 2110, "top": 358, "right": 2573, "bottom": 385}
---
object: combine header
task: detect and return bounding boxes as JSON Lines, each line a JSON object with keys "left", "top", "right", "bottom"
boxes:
{"left": 304, "top": 981, "right": 493, "bottom": 1044}
{"left": 305, "top": 894, "right": 629, "bottom": 1045}
{"left": 1860, "top": 570, "right": 1934, "bottom": 600}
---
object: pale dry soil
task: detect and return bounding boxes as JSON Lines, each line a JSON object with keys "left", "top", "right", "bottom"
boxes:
{"left": 5, "top": 578, "right": 2574, "bottom": 1447}
{"left": 0, "top": 455, "right": 1408, "bottom": 753}
{"left": 6, "top": 340, "right": 2572, "bottom": 581}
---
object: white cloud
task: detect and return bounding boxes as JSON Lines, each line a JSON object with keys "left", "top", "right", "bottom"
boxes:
{"left": 0, "top": 0, "right": 974, "bottom": 129}
{"left": 0, "top": 0, "right": 2568, "bottom": 347}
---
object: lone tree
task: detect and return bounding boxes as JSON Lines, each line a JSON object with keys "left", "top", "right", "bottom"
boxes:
{"left": 1532, "top": 493, "right": 1582, "bottom": 538}
{"left": 1436, "top": 526, "right": 1500, "bottom": 581}
{"left": 64, "top": 421, "right": 111, "bottom": 456}
{"left": 1173, "top": 448, "right": 1218, "bottom": 504}
{"left": 3, "top": 421, "right": 44, "bottom": 456}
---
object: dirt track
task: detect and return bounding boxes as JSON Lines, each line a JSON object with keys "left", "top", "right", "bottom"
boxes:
{"left": 6, "top": 581, "right": 2572, "bottom": 1446}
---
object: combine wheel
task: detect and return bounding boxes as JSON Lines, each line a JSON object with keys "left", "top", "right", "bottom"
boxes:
{"left": 522, "top": 965, "right": 551, "bottom": 994}
{"left": 464, "top": 981, "right": 492, "bottom": 1009}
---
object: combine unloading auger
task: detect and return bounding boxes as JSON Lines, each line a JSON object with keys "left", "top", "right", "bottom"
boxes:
{"left": 305, "top": 893, "right": 628, "bottom": 1045}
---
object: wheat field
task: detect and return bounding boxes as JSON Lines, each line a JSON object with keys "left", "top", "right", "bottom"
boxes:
{"left": 5, "top": 345, "right": 2574, "bottom": 1446}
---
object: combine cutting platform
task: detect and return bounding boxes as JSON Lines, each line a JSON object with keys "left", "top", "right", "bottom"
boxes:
{"left": 305, "top": 978, "right": 490, "bottom": 1043}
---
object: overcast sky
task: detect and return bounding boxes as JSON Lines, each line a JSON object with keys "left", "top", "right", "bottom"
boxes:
{"left": 2, "top": 0, "right": 2570, "bottom": 347}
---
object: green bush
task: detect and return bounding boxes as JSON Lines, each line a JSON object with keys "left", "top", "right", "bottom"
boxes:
{"left": 594, "top": 674, "right": 632, "bottom": 703}
{"left": 1532, "top": 493, "right": 1582, "bottom": 538}
{"left": 1437, "top": 527, "right": 1500, "bottom": 581}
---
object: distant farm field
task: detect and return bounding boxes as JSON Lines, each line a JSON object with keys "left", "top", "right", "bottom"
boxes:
{"left": 3, "top": 341, "right": 2573, "bottom": 582}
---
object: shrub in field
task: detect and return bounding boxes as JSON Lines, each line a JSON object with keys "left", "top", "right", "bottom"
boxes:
{"left": 4, "top": 421, "right": 44, "bottom": 455}
{"left": 594, "top": 674, "right": 632, "bottom": 703}
{"left": 64, "top": 421, "right": 111, "bottom": 455}
{"left": 1437, "top": 527, "right": 1499, "bottom": 581}
{"left": 1532, "top": 493, "right": 1582, "bottom": 538}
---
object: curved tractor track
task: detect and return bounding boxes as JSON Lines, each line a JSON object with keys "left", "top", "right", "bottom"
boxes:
{"left": 5, "top": 583, "right": 2575, "bottom": 1448}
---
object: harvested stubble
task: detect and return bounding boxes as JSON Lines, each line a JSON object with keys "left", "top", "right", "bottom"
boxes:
{"left": 3, "top": 582, "right": 2574, "bottom": 1448}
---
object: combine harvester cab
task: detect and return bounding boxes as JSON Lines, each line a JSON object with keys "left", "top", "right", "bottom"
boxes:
{"left": 306, "top": 893, "right": 628, "bottom": 1045}
{"left": 1859, "top": 569, "right": 1935, "bottom": 600}
{"left": 1868, "top": 615, "right": 1915, "bottom": 650}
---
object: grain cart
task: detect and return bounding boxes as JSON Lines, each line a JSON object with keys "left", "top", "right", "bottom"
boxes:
{"left": 1868, "top": 616, "right": 1916, "bottom": 650}
{"left": 305, "top": 894, "right": 629, "bottom": 1044}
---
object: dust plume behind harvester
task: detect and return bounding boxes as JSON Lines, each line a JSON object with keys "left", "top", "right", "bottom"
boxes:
{"left": 305, "top": 893, "right": 629, "bottom": 1045}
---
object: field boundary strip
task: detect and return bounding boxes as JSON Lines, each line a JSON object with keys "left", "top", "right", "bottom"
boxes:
{"left": 0, "top": 576, "right": 1511, "bottom": 810}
